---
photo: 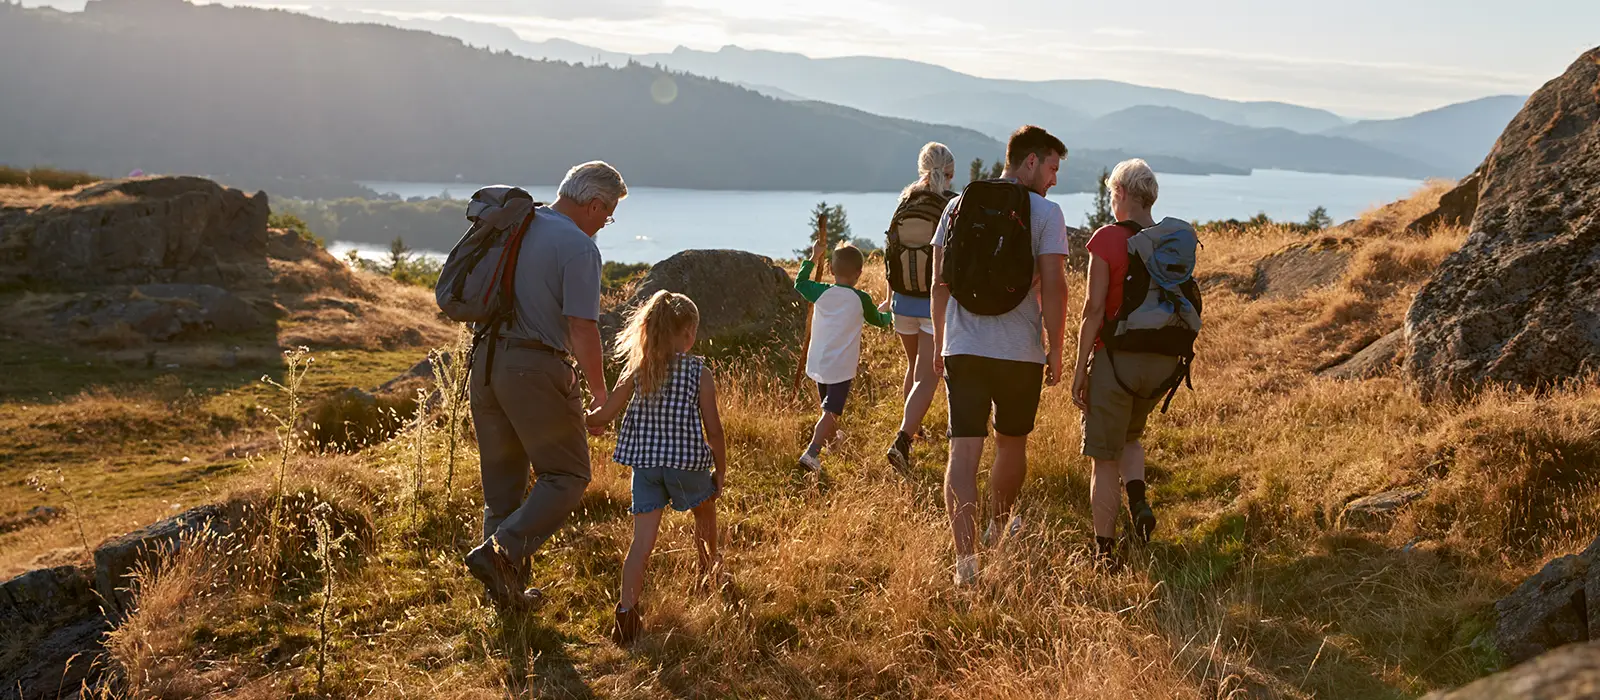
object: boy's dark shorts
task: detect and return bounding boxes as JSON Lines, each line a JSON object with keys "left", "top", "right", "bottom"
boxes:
{"left": 944, "top": 354, "right": 1044, "bottom": 438}
{"left": 817, "top": 380, "right": 853, "bottom": 416}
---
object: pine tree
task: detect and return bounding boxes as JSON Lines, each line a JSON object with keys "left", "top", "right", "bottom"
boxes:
{"left": 386, "top": 236, "right": 412, "bottom": 275}
{"left": 1306, "top": 206, "right": 1332, "bottom": 231}
{"left": 1086, "top": 168, "right": 1114, "bottom": 229}
{"left": 988, "top": 160, "right": 1005, "bottom": 179}
{"left": 969, "top": 158, "right": 984, "bottom": 184}
{"left": 794, "top": 201, "right": 853, "bottom": 257}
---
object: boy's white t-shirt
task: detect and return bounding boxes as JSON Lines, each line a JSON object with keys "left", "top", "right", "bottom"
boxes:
{"left": 807, "top": 286, "right": 868, "bottom": 385}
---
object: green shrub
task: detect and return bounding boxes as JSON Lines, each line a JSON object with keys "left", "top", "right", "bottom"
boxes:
{"left": 0, "top": 165, "right": 100, "bottom": 190}
{"left": 268, "top": 212, "right": 327, "bottom": 248}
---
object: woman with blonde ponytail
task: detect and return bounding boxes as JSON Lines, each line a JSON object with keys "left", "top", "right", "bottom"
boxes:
{"left": 587, "top": 290, "right": 728, "bottom": 646}
{"left": 884, "top": 142, "right": 957, "bottom": 473}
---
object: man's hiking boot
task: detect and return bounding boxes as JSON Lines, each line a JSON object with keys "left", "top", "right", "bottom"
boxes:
{"left": 1130, "top": 499, "right": 1157, "bottom": 544}
{"left": 465, "top": 540, "right": 540, "bottom": 610}
{"left": 1093, "top": 536, "right": 1122, "bottom": 572}
{"left": 886, "top": 431, "right": 913, "bottom": 473}
{"left": 799, "top": 451, "right": 823, "bottom": 473}
{"left": 613, "top": 605, "right": 644, "bottom": 646}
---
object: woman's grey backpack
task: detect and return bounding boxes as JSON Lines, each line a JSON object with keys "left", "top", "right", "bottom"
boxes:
{"left": 435, "top": 186, "right": 536, "bottom": 325}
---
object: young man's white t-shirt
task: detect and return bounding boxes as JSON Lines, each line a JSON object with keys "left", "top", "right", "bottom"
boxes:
{"left": 932, "top": 188, "right": 1069, "bottom": 365}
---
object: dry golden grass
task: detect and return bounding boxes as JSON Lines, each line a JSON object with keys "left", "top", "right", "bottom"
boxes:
{"left": 13, "top": 182, "right": 1600, "bottom": 698}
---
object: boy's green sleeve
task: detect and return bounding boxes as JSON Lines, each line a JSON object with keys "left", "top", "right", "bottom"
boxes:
{"left": 853, "top": 289, "right": 894, "bottom": 330}
{"left": 794, "top": 260, "right": 830, "bottom": 303}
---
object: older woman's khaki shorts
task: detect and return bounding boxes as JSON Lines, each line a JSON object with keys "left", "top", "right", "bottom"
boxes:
{"left": 1081, "top": 349, "right": 1180, "bottom": 461}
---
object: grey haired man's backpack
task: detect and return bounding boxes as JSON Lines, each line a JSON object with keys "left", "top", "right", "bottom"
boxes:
{"left": 1103, "top": 217, "right": 1202, "bottom": 412}
{"left": 434, "top": 186, "right": 538, "bottom": 382}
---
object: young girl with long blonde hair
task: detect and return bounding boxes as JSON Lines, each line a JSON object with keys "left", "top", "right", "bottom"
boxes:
{"left": 586, "top": 290, "right": 726, "bottom": 645}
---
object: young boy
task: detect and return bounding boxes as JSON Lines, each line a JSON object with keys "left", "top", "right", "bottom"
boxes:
{"left": 795, "top": 244, "right": 894, "bottom": 472}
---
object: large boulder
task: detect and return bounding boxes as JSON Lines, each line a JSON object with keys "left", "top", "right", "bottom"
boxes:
{"left": 1250, "top": 237, "right": 1354, "bottom": 300}
{"left": 1493, "top": 534, "right": 1599, "bottom": 666}
{"left": 600, "top": 250, "right": 805, "bottom": 357}
{"left": 1404, "top": 48, "right": 1600, "bottom": 399}
{"left": 0, "top": 176, "right": 270, "bottom": 289}
{"left": 93, "top": 503, "right": 227, "bottom": 614}
{"left": 1423, "top": 640, "right": 1600, "bottom": 699}
{"left": 1319, "top": 329, "right": 1405, "bottom": 381}
{"left": 1406, "top": 170, "right": 1482, "bottom": 235}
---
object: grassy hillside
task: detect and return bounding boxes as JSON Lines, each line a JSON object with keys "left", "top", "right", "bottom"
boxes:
{"left": 6, "top": 183, "right": 1599, "bottom": 697}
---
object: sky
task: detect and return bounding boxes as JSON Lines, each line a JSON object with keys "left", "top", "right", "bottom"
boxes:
{"left": 24, "top": 0, "right": 1600, "bottom": 117}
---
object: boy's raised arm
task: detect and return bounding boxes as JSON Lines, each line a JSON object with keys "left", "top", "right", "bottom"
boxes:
{"left": 795, "top": 260, "right": 830, "bottom": 303}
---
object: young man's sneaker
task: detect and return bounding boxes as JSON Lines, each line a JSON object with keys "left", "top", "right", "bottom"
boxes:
{"left": 613, "top": 605, "right": 644, "bottom": 646}
{"left": 981, "top": 515, "right": 1024, "bottom": 548}
{"left": 885, "top": 431, "right": 913, "bottom": 473}
{"left": 1130, "top": 500, "right": 1157, "bottom": 544}
{"left": 798, "top": 451, "right": 823, "bottom": 473}
{"left": 953, "top": 554, "right": 980, "bottom": 587}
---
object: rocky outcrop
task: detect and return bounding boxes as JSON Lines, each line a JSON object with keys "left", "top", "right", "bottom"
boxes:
{"left": 93, "top": 503, "right": 227, "bottom": 613}
{"left": 1406, "top": 171, "right": 1481, "bottom": 235}
{"left": 600, "top": 250, "right": 805, "bottom": 356}
{"left": 1337, "top": 486, "right": 1427, "bottom": 531}
{"left": 0, "top": 176, "right": 270, "bottom": 289}
{"left": 1493, "top": 534, "right": 1599, "bottom": 666}
{"left": 55, "top": 282, "right": 271, "bottom": 344}
{"left": 1250, "top": 237, "right": 1353, "bottom": 300}
{"left": 1423, "top": 640, "right": 1600, "bottom": 699}
{"left": 1405, "top": 47, "right": 1600, "bottom": 399}
{"left": 1319, "top": 329, "right": 1405, "bottom": 381}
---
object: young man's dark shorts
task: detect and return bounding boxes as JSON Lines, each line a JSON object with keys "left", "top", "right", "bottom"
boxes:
{"left": 817, "top": 380, "right": 853, "bottom": 416}
{"left": 943, "top": 354, "right": 1045, "bottom": 438}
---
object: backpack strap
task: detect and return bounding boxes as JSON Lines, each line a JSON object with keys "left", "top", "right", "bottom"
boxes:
{"left": 472, "top": 209, "right": 538, "bottom": 386}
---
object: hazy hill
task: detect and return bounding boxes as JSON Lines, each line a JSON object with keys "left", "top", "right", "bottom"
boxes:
{"left": 0, "top": 1, "right": 1010, "bottom": 194}
{"left": 1326, "top": 95, "right": 1527, "bottom": 176}
{"left": 1070, "top": 106, "right": 1437, "bottom": 178}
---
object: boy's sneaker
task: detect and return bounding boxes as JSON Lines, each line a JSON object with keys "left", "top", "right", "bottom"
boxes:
{"left": 798, "top": 452, "right": 823, "bottom": 473}
{"left": 953, "top": 554, "right": 980, "bottom": 587}
{"left": 613, "top": 605, "right": 644, "bottom": 646}
{"left": 982, "top": 515, "right": 1024, "bottom": 548}
{"left": 885, "top": 431, "right": 913, "bottom": 473}
{"left": 1130, "top": 500, "right": 1157, "bottom": 544}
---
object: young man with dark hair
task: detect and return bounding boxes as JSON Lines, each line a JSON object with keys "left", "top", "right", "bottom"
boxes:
{"left": 796, "top": 243, "right": 894, "bottom": 473}
{"left": 931, "top": 126, "right": 1070, "bottom": 585}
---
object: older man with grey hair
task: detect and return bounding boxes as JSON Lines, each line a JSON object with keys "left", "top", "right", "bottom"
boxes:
{"left": 465, "top": 161, "right": 627, "bottom": 609}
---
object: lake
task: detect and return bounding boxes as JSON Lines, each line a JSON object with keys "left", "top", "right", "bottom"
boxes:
{"left": 339, "top": 169, "right": 1425, "bottom": 264}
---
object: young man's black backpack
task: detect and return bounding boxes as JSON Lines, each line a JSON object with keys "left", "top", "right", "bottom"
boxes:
{"left": 941, "top": 180, "right": 1033, "bottom": 315}
{"left": 884, "top": 189, "right": 954, "bottom": 298}
{"left": 1102, "top": 218, "right": 1203, "bottom": 412}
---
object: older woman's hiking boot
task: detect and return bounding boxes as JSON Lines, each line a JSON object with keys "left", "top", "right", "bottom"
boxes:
{"left": 465, "top": 540, "right": 541, "bottom": 610}
{"left": 613, "top": 605, "right": 644, "bottom": 646}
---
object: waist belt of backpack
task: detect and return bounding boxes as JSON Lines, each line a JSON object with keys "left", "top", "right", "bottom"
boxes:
{"left": 501, "top": 337, "right": 572, "bottom": 358}
{"left": 1105, "top": 348, "right": 1193, "bottom": 414}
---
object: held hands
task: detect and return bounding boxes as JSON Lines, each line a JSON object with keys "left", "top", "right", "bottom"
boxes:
{"left": 878, "top": 299, "right": 892, "bottom": 313}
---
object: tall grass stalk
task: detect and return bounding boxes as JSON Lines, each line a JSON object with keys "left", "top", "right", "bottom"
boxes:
{"left": 311, "top": 501, "right": 351, "bottom": 694}
{"left": 260, "top": 346, "right": 313, "bottom": 578}
{"left": 430, "top": 329, "right": 472, "bottom": 501}
{"left": 408, "top": 386, "right": 431, "bottom": 536}
{"left": 27, "top": 468, "right": 93, "bottom": 562}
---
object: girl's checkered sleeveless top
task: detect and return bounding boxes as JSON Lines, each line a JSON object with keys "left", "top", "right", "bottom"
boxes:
{"left": 613, "top": 354, "right": 715, "bottom": 471}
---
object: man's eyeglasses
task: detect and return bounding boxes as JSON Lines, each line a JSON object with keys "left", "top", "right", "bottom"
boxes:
{"left": 604, "top": 216, "right": 616, "bottom": 227}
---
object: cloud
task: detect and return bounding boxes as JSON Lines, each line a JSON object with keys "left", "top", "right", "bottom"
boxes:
{"left": 1092, "top": 27, "right": 1146, "bottom": 38}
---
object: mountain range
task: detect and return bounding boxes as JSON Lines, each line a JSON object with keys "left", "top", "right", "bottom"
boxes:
{"left": 308, "top": 8, "right": 1524, "bottom": 182}
{"left": 0, "top": 1, "right": 1525, "bottom": 198}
